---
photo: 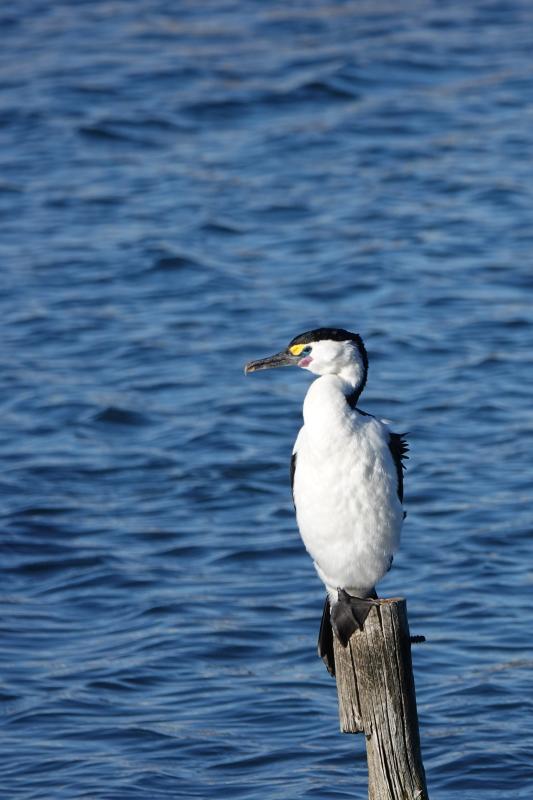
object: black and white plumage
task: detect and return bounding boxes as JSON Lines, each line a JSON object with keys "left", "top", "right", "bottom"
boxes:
{"left": 245, "top": 328, "right": 408, "bottom": 676}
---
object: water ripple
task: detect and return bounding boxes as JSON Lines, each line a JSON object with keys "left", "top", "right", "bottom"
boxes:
{"left": 1, "top": 1, "right": 533, "bottom": 798}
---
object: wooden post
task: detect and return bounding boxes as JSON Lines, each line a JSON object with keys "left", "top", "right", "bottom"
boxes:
{"left": 333, "top": 598, "right": 429, "bottom": 800}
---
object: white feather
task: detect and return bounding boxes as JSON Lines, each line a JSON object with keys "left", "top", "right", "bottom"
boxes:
{"left": 292, "top": 372, "right": 403, "bottom": 604}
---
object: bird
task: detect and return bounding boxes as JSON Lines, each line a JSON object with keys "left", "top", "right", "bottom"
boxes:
{"left": 244, "top": 327, "right": 408, "bottom": 676}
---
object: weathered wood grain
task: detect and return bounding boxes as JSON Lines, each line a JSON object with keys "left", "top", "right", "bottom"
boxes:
{"left": 333, "top": 598, "right": 429, "bottom": 800}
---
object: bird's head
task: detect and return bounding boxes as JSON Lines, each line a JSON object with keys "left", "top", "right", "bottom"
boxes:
{"left": 244, "top": 327, "right": 368, "bottom": 397}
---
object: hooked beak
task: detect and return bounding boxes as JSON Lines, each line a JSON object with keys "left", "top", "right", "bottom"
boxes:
{"left": 244, "top": 350, "right": 297, "bottom": 375}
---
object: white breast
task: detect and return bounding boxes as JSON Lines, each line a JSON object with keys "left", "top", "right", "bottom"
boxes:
{"left": 292, "top": 375, "right": 403, "bottom": 601}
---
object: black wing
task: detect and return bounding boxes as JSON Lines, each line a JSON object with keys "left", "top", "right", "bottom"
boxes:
{"left": 290, "top": 451, "right": 297, "bottom": 507}
{"left": 388, "top": 432, "right": 409, "bottom": 504}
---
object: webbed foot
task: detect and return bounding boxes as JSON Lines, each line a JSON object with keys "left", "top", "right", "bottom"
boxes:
{"left": 330, "top": 587, "right": 379, "bottom": 646}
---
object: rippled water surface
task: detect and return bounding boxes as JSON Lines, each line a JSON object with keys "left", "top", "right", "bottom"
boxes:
{"left": 2, "top": 1, "right": 533, "bottom": 798}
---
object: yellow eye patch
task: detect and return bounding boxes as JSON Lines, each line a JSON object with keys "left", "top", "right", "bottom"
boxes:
{"left": 289, "top": 344, "right": 306, "bottom": 356}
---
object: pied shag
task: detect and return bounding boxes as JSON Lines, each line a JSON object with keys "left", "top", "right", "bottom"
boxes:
{"left": 244, "top": 328, "right": 408, "bottom": 676}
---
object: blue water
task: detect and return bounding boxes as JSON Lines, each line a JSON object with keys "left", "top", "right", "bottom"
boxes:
{"left": 1, "top": 1, "right": 533, "bottom": 797}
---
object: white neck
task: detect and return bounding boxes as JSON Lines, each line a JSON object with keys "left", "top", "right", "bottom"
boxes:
{"left": 302, "top": 375, "right": 353, "bottom": 438}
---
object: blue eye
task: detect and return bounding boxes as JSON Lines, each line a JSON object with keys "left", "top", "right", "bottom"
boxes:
{"left": 301, "top": 346, "right": 312, "bottom": 356}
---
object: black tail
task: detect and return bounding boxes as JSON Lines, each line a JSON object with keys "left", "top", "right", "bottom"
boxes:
{"left": 317, "top": 596, "right": 335, "bottom": 677}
